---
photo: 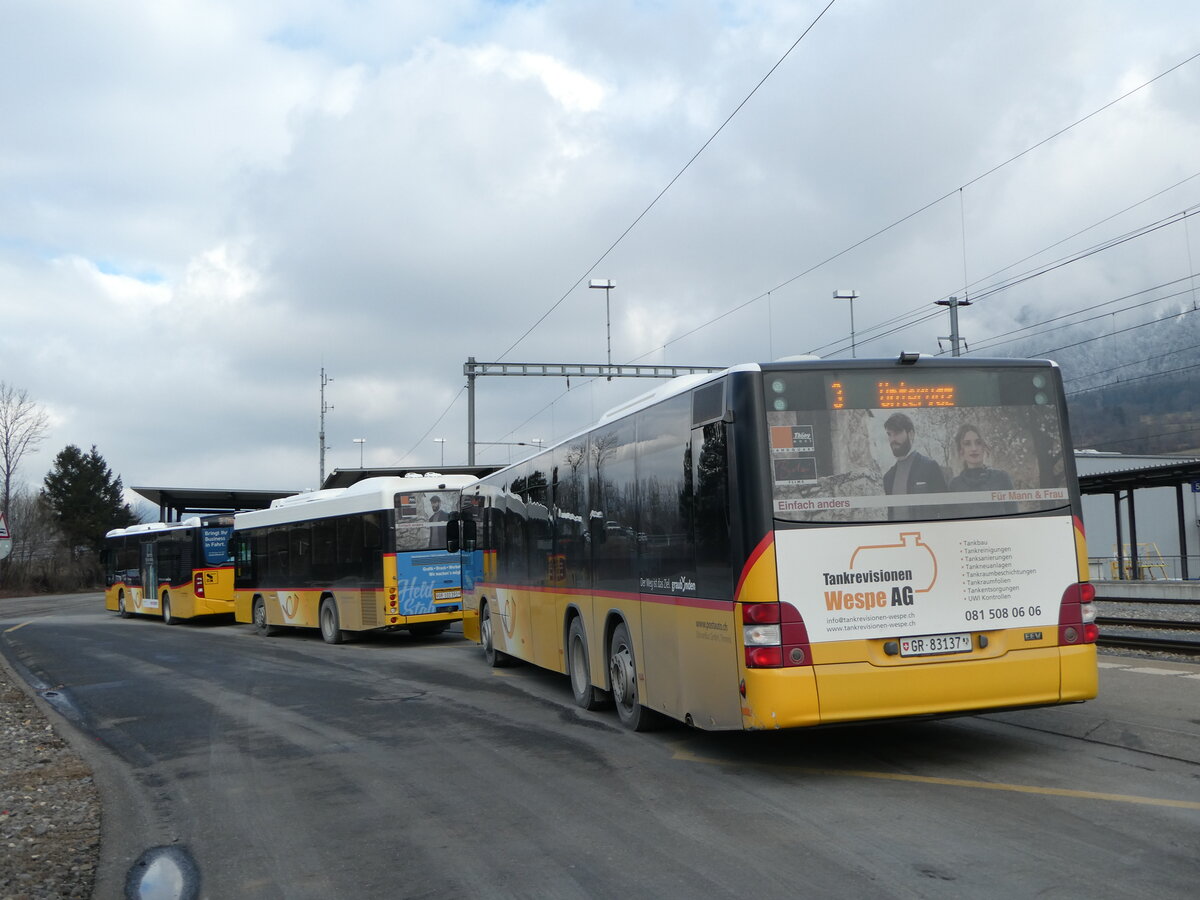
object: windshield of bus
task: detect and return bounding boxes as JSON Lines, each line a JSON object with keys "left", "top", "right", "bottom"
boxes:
{"left": 395, "top": 490, "right": 453, "bottom": 551}
{"left": 764, "top": 365, "right": 1070, "bottom": 523}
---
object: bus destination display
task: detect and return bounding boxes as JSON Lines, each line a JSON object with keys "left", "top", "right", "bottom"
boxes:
{"left": 831, "top": 379, "right": 957, "bottom": 410}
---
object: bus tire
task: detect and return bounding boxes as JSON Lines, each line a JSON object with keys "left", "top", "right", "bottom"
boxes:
{"left": 253, "top": 597, "right": 282, "bottom": 637}
{"left": 480, "top": 601, "right": 512, "bottom": 668}
{"left": 118, "top": 591, "right": 131, "bottom": 618}
{"left": 319, "top": 597, "right": 346, "bottom": 645}
{"left": 162, "top": 593, "right": 178, "bottom": 625}
{"left": 609, "top": 621, "right": 660, "bottom": 732}
{"left": 568, "top": 617, "right": 609, "bottom": 711}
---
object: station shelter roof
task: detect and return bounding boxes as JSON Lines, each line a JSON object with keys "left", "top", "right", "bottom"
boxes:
{"left": 131, "top": 486, "right": 302, "bottom": 522}
{"left": 1077, "top": 457, "right": 1200, "bottom": 494}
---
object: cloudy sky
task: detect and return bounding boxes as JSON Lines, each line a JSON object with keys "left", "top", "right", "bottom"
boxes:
{"left": 2, "top": 0, "right": 1198, "bottom": 506}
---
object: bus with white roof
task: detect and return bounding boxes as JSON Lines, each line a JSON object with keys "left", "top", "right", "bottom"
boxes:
{"left": 231, "top": 474, "right": 475, "bottom": 642}
{"left": 458, "top": 355, "right": 1098, "bottom": 730}
{"left": 103, "top": 516, "right": 236, "bottom": 623}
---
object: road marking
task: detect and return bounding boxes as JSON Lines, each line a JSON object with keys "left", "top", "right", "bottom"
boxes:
{"left": 3, "top": 621, "right": 33, "bottom": 634}
{"left": 670, "top": 747, "right": 1200, "bottom": 809}
{"left": 1100, "top": 660, "right": 1200, "bottom": 680}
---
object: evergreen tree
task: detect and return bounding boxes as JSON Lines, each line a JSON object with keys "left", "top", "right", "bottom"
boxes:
{"left": 42, "top": 444, "right": 136, "bottom": 554}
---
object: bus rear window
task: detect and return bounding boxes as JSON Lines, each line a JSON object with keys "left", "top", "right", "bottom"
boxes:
{"left": 395, "top": 491, "right": 453, "bottom": 551}
{"left": 764, "top": 366, "right": 1070, "bottom": 523}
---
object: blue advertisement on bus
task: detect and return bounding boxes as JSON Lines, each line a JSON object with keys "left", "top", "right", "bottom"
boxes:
{"left": 395, "top": 550, "right": 463, "bottom": 615}
{"left": 202, "top": 526, "right": 234, "bottom": 566}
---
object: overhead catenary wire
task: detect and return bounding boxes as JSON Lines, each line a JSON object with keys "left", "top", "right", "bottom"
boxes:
{"left": 401, "top": 387, "right": 466, "bottom": 464}
{"left": 494, "top": 0, "right": 840, "bottom": 363}
{"left": 802, "top": 172, "right": 1200, "bottom": 358}
{"left": 436, "top": 44, "right": 1200, "bottom": 450}
{"left": 815, "top": 203, "right": 1200, "bottom": 358}
{"left": 628, "top": 50, "right": 1200, "bottom": 364}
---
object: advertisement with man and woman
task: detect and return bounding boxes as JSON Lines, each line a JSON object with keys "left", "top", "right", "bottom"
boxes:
{"left": 769, "top": 402, "right": 1069, "bottom": 523}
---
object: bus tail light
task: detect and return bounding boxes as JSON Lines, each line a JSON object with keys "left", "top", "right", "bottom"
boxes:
{"left": 742, "top": 602, "right": 812, "bottom": 668}
{"left": 194, "top": 572, "right": 205, "bottom": 598}
{"left": 1058, "top": 582, "right": 1098, "bottom": 645}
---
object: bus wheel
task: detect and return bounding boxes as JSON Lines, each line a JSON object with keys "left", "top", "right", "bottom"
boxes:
{"left": 609, "top": 622, "right": 659, "bottom": 731}
{"left": 568, "top": 617, "right": 609, "bottom": 711}
{"left": 118, "top": 591, "right": 131, "bottom": 619}
{"left": 162, "top": 594, "right": 178, "bottom": 625}
{"left": 480, "top": 602, "right": 512, "bottom": 668}
{"left": 319, "top": 597, "right": 346, "bottom": 645}
{"left": 253, "top": 597, "right": 281, "bottom": 637}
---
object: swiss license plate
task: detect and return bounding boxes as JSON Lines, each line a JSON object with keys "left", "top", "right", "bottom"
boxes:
{"left": 899, "top": 632, "right": 973, "bottom": 657}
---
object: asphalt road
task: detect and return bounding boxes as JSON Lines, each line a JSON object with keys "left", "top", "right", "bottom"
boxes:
{"left": 3, "top": 593, "right": 1199, "bottom": 899}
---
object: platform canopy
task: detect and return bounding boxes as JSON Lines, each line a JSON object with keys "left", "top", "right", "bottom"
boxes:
{"left": 131, "top": 486, "right": 302, "bottom": 522}
{"left": 1077, "top": 458, "right": 1200, "bottom": 493}
{"left": 1076, "top": 457, "right": 1200, "bottom": 582}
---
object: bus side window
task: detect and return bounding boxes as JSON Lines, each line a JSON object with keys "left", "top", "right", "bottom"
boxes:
{"left": 362, "top": 512, "right": 383, "bottom": 583}
{"left": 693, "top": 421, "right": 732, "bottom": 596}
{"left": 311, "top": 518, "right": 337, "bottom": 582}
{"left": 636, "top": 394, "right": 694, "bottom": 590}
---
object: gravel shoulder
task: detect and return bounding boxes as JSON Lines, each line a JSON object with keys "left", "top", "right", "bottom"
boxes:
{"left": 0, "top": 652, "right": 99, "bottom": 900}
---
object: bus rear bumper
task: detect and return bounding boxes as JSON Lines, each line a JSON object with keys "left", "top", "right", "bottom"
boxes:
{"left": 741, "top": 645, "right": 1098, "bottom": 729}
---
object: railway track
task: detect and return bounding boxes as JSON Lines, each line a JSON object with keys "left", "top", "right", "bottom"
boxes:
{"left": 1096, "top": 615, "right": 1200, "bottom": 656}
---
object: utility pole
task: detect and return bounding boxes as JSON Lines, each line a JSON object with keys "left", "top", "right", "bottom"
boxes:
{"left": 466, "top": 356, "right": 477, "bottom": 465}
{"left": 319, "top": 368, "right": 334, "bottom": 485}
{"left": 936, "top": 296, "right": 971, "bottom": 356}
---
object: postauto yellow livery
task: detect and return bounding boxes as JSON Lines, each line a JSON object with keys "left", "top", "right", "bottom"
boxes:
{"left": 103, "top": 517, "right": 236, "bottom": 623}
{"left": 232, "top": 475, "right": 476, "bottom": 643}
{"left": 459, "top": 357, "right": 1097, "bottom": 730}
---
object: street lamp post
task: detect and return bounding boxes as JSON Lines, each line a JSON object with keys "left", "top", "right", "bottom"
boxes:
{"left": 353, "top": 438, "right": 366, "bottom": 467}
{"left": 589, "top": 279, "right": 615, "bottom": 379}
{"left": 433, "top": 437, "right": 446, "bottom": 467}
{"left": 833, "top": 290, "right": 859, "bottom": 357}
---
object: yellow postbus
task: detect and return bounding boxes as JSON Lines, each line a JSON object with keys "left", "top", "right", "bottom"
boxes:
{"left": 103, "top": 517, "right": 236, "bottom": 623}
{"left": 459, "top": 355, "right": 1098, "bottom": 730}
{"left": 232, "top": 475, "right": 476, "bottom": 643}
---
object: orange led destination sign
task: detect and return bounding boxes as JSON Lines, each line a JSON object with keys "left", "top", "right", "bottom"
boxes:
{"left": 875, "top": 380, "right": 956, "bottom": 408}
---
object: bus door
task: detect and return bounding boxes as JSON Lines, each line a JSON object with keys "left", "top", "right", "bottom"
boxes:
{"left": 140, "top": 540, "right": 159, "bottom": 610}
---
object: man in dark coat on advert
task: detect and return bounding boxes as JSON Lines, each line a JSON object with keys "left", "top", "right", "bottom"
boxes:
{"left": 882, "top": 412, "right": 947, "bottom": 519}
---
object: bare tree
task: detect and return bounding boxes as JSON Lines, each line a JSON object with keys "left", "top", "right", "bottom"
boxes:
{"left": 0, "top": 382, "right": 50, "bottom": 519}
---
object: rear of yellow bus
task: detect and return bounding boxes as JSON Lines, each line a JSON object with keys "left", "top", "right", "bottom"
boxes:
{"left": 186, "top": 522, "right": 237, "bottom": 616}
{"left": 737, "top": 359, "right": 1097, "bottom": 729}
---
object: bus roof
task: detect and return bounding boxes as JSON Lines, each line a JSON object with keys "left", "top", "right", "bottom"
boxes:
{"left": 234, "top": 474, "right": 476, "bottom": 529}
{"left": 105, "top": 517, "right": 206, "bottom": 539}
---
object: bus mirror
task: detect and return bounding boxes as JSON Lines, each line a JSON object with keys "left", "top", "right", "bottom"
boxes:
{"left": 446, "top": 518, "right": 460, "bottom": 554}
{"left": 463, "top": 518, "right": 477, "bottom": 552}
